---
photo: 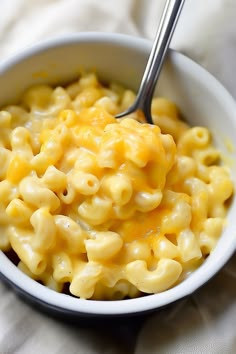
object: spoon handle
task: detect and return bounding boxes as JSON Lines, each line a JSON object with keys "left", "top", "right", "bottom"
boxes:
{"left": 117, "top": 0, "right": 185, "bottom": 124}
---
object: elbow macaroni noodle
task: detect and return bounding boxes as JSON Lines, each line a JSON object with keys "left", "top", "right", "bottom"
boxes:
{"left": 0, "top": 72, "right": 233, "bottom": 300}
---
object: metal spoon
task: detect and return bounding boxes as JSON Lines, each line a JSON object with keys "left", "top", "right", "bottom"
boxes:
{"left": 116, "top": 0, "right": 185, "bottom": 124}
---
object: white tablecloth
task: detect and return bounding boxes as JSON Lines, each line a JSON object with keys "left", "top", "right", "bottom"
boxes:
{"left": 0, "top": 1, "right": 235, "bottom": 353}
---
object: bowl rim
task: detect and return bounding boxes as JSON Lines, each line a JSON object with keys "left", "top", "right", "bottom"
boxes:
{"left": 0, "top": 31, "right": 236, "bottom": 316}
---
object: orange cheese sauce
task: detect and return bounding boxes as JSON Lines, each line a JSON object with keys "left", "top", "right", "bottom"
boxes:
{"left": 0, "top": 73, "right": 233, "bottom": 300}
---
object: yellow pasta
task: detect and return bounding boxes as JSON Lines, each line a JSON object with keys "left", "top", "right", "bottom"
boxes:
{"left": 0, "top": 72, "right": 233, "bottom": 300}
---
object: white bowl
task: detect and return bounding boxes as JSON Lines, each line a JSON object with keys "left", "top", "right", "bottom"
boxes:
{"left": 0, "top": 32, "right": 236, "bottom": 317}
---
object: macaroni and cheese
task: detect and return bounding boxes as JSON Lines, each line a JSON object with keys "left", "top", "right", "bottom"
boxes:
{"left": 0, "top": 72, "right": 233, "bottom": 300}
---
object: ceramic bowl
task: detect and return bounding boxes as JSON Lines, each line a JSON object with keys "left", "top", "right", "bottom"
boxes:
{"left": 0, "top": 32, "right": 235, "bottom": 317}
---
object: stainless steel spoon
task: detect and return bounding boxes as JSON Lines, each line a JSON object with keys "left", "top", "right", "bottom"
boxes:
{"left": 116, "top": 0, "right": 185, "bottom": 124}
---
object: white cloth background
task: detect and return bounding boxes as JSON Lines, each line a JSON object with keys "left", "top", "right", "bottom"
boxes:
{"left": 0, "top": 1, "right": 235, "bottom": 353}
